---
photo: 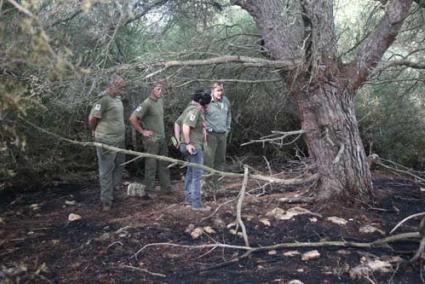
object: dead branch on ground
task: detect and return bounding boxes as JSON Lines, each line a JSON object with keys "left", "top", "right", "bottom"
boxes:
{"left": 369, "top": 155, "right": 425, "bottom": 184}
{"left": 235, "top": 166, "right": 250, "bottom": 247}
{"left": 133, "top": 232, "right": 421, "bottom": 271}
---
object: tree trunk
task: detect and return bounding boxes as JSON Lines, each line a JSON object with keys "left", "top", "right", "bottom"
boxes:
{"left": 294, "top": 78, "right": 373, "bottom": 202}
{"left": 233, "top": 0, "right": 413, "bottom": 203}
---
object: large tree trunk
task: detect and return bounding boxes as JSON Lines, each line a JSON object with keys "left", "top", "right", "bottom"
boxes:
{"left": 295, "top": 79, "right": 372, "bottom": 202}
{"left": 233, "top": 0, "right": 413, "bottom": 203}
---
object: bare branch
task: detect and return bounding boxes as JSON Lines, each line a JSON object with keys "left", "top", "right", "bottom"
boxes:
{"left": 109, "top": 55, "right": 302, "bottom": 75}
{"left": 350, "top": 0, "right": 414, "bottom": 90}
{"left": 21, "top": 118, "right": 319, "bottom": 186}
{"left": 235, "top": 166, "right": 250, "bottom": 248}
{"left": 241, "top": 130, "right": 306, "bottom": 147}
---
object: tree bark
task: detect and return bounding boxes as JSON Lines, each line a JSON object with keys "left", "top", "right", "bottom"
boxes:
{"left": 295, "top": 79, "right": 372, "bottom": 201}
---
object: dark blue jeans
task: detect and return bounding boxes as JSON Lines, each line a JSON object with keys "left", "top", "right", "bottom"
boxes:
{"left": 184, "top": 147, "right": 203, "bottom": 208}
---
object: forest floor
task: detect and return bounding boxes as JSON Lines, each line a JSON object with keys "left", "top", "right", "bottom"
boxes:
{"left": 1, "top": 166, "right": 425, "bottom": 283}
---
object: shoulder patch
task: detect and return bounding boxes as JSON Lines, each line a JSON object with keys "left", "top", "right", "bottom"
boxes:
{"left": 94, "top": 104, "right": 101, "bottom": 110}
{"left": 135, "top": 106, "right": 142, "bottom": 112}
{"left": 189, "top": 113, "right": 196, "bottom": 121}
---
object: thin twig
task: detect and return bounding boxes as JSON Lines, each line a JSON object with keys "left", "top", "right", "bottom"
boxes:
{"left": 115, "top": 265, "right": 166, "bottom": 278}
{"left": 235, "top": 166, "right": 250, "bottom": 248}
{"left": 390, "top": 212, "right": 425, "bottom": 234}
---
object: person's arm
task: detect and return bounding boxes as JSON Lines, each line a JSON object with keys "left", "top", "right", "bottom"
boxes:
{"left": 89, "top": 99, "right": 104, "bottom": 137}
{"left": 174, "top": 122, "right": 181, "bottom": 142}
{"left": 226, "top": 98, "right": 232, "bottom": 133}
{"left": 129, "top": 111, "right": 153, "bottom": 137}
{"left": 88, "top": 115, "right": 98, "bottom": 137}
{"left": 182, "top": 124, "right": 195, "bottom": 154}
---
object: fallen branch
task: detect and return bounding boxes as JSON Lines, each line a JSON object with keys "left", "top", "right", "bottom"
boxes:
{"left": 114, "top": 265, "right": 166, "bottom": 278}
{"left": 241, "top": 130, "right": 306, "bottom": 147}
{"left": 390, "top": 212, "right": 425, "bottom": 234}
{"left": 133, "top": 232, "right": 421, "bottom": 269}
{"left": 22, "top": 119, "right": 319, "bottom": 186}
{"left": 235, "top": 166, "right": 250, "bottom": 248}
{"left": 371, "top": 156, "right": 425, "bottom": 184}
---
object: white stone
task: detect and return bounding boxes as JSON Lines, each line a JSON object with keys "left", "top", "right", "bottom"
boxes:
{"left": 191, "top": 227, "right": 204, "bottom": 239}
{"left": 288, "top": 280, "right": 304, "bottom": 284}
{"left": 284, "top": 250, "right": 300, "bottom": 257}
{"left": 327, "top": 216, "right": 348, "bottom": 225}
{"left": 68, "top": 213, "right": 81, "bottom": 222}
{"left": 259, "top": 218, "right": 271, "bottom": 226}
{"left": 359, "top": 225, "right": 385, "bottom": 235}
{"left": 203, "top": 226, "right": 216, "bottom": 234}
{"left": 301, "top": 250, "right": 320, "bottom": 261}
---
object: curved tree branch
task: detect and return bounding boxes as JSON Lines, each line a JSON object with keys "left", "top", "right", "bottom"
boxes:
{"left": 349, "top": 0, "right": 414, "bottom": 90}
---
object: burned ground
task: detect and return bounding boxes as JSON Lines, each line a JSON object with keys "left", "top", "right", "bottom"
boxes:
{"left": 1, "top": 172, "right": 425, "bottom": 283}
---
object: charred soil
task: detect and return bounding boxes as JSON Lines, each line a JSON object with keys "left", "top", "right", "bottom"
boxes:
{"left": 1, "top": 172, "right": 425, "bottom": 283}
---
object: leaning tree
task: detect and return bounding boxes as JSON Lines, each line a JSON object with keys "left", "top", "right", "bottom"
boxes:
{"left": 229, "top": 0, "right": 420, "bottom": 202}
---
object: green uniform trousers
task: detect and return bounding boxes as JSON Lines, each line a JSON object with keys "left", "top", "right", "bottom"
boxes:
{"left": 143, "top": 137, "right": 171, "bottom": 192}
{"left": 96, "top": 140, "right": 125, "bottom": 206}
{"left": 204, "top": 132, "right": 227, "bottom": 189}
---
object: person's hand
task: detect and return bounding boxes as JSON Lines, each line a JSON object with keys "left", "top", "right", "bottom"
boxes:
{"left": 186, "top": 143, "right": 196, "bottom": 155}
{"left": 142, "top": 130, "right": 154, "bottom": 138}
{"left": 171, "top": 136, "right": 179, "bottom": 149}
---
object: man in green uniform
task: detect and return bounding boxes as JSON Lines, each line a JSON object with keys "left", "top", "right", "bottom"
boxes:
{"left": 129, "top": 83, "right": 171, "bottom": 197}
{"left": 204, "top": 82, "right": 231, "bottom": 189}
{"left": 176, "top": 88, "right": 211, "bottom": 210}
{"left": 88, "top": 74, "right": 126, "bottom": 212}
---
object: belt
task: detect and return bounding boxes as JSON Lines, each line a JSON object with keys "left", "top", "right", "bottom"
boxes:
{"left": 208, "top": 130, "right": 225, "bottom": 134}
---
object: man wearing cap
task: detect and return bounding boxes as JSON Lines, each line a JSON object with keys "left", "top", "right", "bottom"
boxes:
{"left": 88, "top": 74, "right": 126, "bottom": 212}
{"left": 204, "top": 82, "right": 231, "bottom": 189}
{"left": 176, "top": 88, "right": 211, "bottom": 211}
{"left": 129, "top": 83, "right": 171, "bottom": 198}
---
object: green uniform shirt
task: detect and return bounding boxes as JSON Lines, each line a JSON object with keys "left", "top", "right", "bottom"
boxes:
{"left": 205, "top": 96, "right": 231, "bottom": 133}
{"left": 90, "top": 93, "right": 125, "bottom": 144}
{"left": 181, "top": 102, "right": 205, "bottom": 149}
{"left": 133, "top": 96, "right": 165, "bottom": 140}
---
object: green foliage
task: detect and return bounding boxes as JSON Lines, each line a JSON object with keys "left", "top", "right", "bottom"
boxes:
{"left": 357, "top": 78, "right": 425, "bottom": 168}
{"left": 1, "top": 0, "right": 425, "bottom": 190}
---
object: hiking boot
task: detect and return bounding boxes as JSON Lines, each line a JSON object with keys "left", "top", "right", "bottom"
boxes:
{"left": 102, "top": 203, "right": 112, "bottom": 212}
{"left": 160, "top": 185, "right": 173, "bottom": 195}
{"left": 191, "top": 206, "right": 211, "bottom": 212}
{"left": 145, "top": 191, "right": 158, "bottom": 199}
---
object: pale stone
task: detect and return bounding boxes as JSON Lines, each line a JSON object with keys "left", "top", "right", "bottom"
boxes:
{"left": 301, "top": 250, "right": 320, "bottom": 261}
{"left": 284, "top": 250, "right": 300, "bottom": 257}
{"left": 65, "top": 200, "right": 76, "bottom": 206}
{"left": 266, "top": 207, "right": 321, "bottom": 221}
{"left": 350, "top": 259, "right": 393, "bottom": 279}
{"left": 268, "top": 250, "right": 277, "bottom": 255}
{"left": 226, "top": 222, "right": 236, "bottom": 229}
{"left": 203, "top": 226, "right": 216, "bottom": 234}
{"left": 288, "top": 280, "right": 304, "bottom": 284}
{"left": 337, "top": 249, "right": 351, "bottom": 255}
{"left": 259, "top": 218, "right": 271, "bottom": 226}
{"left": 184, "top": 224, "right": 195, "bottom": 234}
{"left": 327, "top": 216, "right": 348, "bottom": 225}
{"left": 68, "top": 213, "right": 81, "bottom": 222}
{"left": 191, "top": 227, "right": 204, "bottom": 239}
{"left": 127, "top": 183, "right": 146, "bottom": 197}
{"left": 30, "top": 203, "right": 40, "bottom": 210}
{"left": 359, "top": 225, "right": 385, "bottom": 235}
